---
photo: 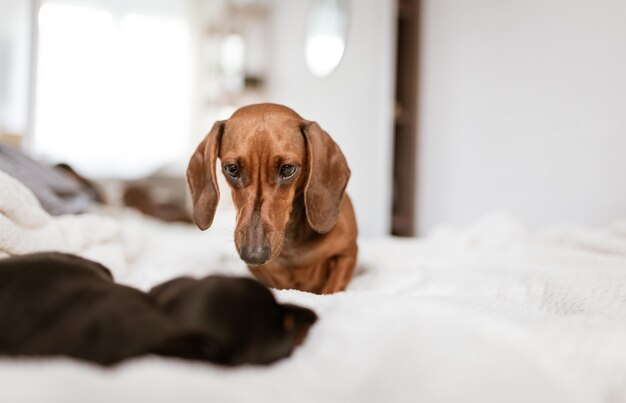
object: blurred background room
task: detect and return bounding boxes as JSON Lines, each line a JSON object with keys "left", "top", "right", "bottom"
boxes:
{"left": 1, "top": 0, "right": 625, "bottom": 237}
{"left": 3, "top": 2, "right": 626, "bottom": 402}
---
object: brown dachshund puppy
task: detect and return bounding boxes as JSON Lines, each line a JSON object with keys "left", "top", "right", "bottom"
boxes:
{"left": 187, "top": 103, "right": 358, "bottom": 294}
{"left": 0, "top": 252, "right": 317, "bottom": 366}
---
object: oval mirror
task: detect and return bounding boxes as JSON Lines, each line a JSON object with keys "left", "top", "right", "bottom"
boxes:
{"left": 304, "top": 0, "right": 349, "bottom": 77}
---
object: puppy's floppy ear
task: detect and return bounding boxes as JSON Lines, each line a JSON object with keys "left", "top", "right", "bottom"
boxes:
{"left": 301, "top": 121, "right": 351, "bottom": 234}
{"left": 187, "top": 121, "right": 225, "bottom": 230}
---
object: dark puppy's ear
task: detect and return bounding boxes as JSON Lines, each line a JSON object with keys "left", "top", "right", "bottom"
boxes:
{"left": 186, "top": 121, "right": 225, "bottom": 230}
{"left": 282, "top": 303, "right": 318, "bottom": 345}
{"left": 301, "top": 121, "right": 351, "bottom": 234}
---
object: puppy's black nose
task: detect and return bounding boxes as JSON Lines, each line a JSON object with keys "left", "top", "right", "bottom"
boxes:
{"left": 240, "top": 245, "right": 271, "bottom": 265}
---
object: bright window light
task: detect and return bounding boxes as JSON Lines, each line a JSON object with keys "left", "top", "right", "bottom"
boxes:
{"left": 34, "top": 2, "right": 193, "bottom": 178}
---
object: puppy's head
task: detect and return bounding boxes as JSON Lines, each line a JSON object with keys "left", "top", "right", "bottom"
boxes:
{"left": 149, "top": 276, "right": 317, "bottom": 365}
{"left": 186, "top": 103, "right": 350, "bottom": 265}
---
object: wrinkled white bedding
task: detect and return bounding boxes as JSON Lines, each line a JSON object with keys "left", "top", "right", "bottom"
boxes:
{"left": 1, "top": 170, "right": 626, "bottom": 403}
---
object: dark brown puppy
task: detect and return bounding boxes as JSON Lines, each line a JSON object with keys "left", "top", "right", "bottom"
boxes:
{"left": 187, "top": 103, "right": 358, "bottom": 294}
{"left": 0, "top": 252, "right": 316, "bottom": 366}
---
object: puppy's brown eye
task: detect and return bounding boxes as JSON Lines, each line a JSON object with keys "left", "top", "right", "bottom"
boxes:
{"left": 279, "top": 164, "right": 296, "bottom": 179}
{"left": 224, "top": 164, "right": 240, "bottom": 178}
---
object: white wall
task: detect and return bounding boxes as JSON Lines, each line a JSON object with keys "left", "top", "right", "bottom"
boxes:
{"left": 267, "top": 0, "right": 397, "bottom": 238}
{"left": 418, "top": 0, "right": 626, "bottom": 234}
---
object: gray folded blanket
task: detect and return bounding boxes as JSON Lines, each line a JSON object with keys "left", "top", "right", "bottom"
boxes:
{"left": 0, "top": 143, "right": 93, "bottom": 215}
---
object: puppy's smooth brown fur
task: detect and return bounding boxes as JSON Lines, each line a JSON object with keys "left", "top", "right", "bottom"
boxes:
{"left": 187, "top": 103, "right": 358, "bottom": 294}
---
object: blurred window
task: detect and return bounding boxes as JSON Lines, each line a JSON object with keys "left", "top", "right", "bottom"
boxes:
{"left": 0, "top": 0, "right": 30, "bottom": 139}
{"left": 34, "top": 1, "right": 193, "bottom": 178}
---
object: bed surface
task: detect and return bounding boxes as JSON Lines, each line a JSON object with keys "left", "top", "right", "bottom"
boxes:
{"left": 1, "top": 171, "right": 626, "bottom": 403}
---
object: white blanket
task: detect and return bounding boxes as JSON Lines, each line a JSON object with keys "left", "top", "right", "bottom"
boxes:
{"left": 1, "top": 171, "right": 626, "bottom": 403}
{"left": 0, "top": 170, "right": 129, "bottom": 268}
